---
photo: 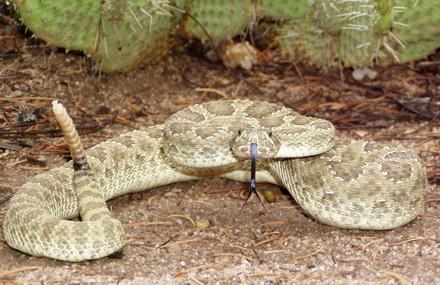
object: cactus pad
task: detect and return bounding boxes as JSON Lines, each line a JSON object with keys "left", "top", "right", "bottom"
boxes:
{"left": 9, "top": 0, "right": 440, "bottom": 72}
{"left": 183, "top": 0, "right": 254, "bottom": 41}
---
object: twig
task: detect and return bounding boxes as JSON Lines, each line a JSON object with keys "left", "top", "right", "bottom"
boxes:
{"left": 390, "top": 236, "right": 436, "bottom": 246}
{"left": 383, "top": 271, "right": 411, "bottom": 285}
{"left": 293, "top": 245, "right": 325, "bottom": 260}
{"left": 361, "top": 238, "right": 384, "bottom": 251}
{"left": 209, "top": 252, "right": 243, "bottom": 258}
{"left": 147, "top": 194, "right": 160, "bottom": 205}
{"left": 189, "top": 276, "right": 205, "bottom": 285}
{"left": 0, "top": 267, "right": 40, "bottom": 278}
{"left": 167, "top": 214, "right": 196, "bottom": 227}
{"left": 124, "top": 221, "right": 173, "bottom": 227}
{"left": 174, "top": 263, "right": 226, "bottom": 277}
{"left": 195, "top": 88, "right": 228, "bottom": 98}
{"left": 0, "top": 96, "right": 54, "bottom": 101}
{"left": 0, "top": 280, "right": 39, "bottom": 285}
{"left": 335, "top": 258, "right": 369, "bottom": 263}
{"left": 224, "top": 230, "right": 246, "bottom": 243}
{"left": 190, "top": 200, "right": 213, "bottom": 207}
{"left": 298, "top": 273, "right": 325, "bottom": 284}
{"left": 255, "top": 232, "right": 288, "bottom": 246}
{"left": 160, "top": 238, "right": 203, "bottom": 249}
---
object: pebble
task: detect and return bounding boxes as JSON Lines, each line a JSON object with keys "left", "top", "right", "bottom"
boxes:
{"left": 195, "top": 219, "right": 211, "bottom": 229}
{"left": 263, "top": 190, "right": 277, "bottom": 203}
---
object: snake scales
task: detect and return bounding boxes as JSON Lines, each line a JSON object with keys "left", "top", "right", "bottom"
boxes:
{"left": 3, "top": 99, "right": 427, "bottom": 261}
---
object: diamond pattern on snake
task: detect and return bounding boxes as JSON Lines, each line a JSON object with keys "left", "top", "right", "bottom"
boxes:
{"left": 3, "top": 99, "right": 427, "bottom": 261}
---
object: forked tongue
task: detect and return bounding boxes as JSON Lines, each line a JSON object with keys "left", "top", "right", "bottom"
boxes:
{"left": 239, "top": 142, "right": 266, "bottom": 212}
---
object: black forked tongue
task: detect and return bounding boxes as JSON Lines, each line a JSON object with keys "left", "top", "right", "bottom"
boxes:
{"left": 239, "top": 142, "right": 266, "bottom": 212}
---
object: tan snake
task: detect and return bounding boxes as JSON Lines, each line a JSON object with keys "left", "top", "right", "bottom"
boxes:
{"left": 3, "top": 99, "right": 427, "bottom": 261}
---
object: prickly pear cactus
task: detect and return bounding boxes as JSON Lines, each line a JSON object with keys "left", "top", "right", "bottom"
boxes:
{"left": 275, "top": 0, "right": 440, "bottom": 68}
{"left": 9, "top": 0, "right": 440, "bottom": 72}
{"left": 182, "top": 0, "right": 313, "bottom": 41}
{"left": 182, "top": 0, "right": 254, "bottom": 41}
{"left": 257, "top": 0, "right": 311, "bottom": 21}
{"left": 275, "top": 19, "right": 339, "bottom": 68}
{"left": 95, "top": 0, "right": 180, "bottom": 72}
{"left": 11, "top": 0, "right": 101, "bottom": 52}
{"left": 394, "top": 0, "right": 440, "bottom": 63}
{"left": 10, "top": 0, "right": 182, "bottom": 72}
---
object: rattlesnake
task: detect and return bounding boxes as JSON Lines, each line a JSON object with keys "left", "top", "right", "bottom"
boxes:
{"left": 3, "top": 99, "right": 427, "bottom": 262}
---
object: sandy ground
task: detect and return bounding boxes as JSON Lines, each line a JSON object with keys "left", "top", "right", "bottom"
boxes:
{"left": 0, "top": 12, "right": 439, "bottom": 285}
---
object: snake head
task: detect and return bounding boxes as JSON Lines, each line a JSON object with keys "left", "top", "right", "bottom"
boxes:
{"left": 230, "top": 128, "right": 281, "bottom": 159}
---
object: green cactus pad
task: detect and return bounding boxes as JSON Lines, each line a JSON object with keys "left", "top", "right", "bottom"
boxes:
{"left": 95, "top": 0, "right": 178, "bottom": 72}
{"left": 338, "top": 1, "right": 379, "bottom": 67}
{"left": 275, "top": 20, "right": 339, "bottom": 68}
{"left": 11, "top": 0, "right": 101, "bottom": 51}
{"left": 183, "top": 0, "right": 254, "bottom": 41}
{"left": 393, "top": 0, "right": 440, "bottom": 63}
{"left": 275, "top": 0, "right": 440, "bottom": 68}
{"left": 11, "top": 0, "right": 180, "bottom": 72}
{"left": 257, "top": 0, "right": 311, "bottom": 20}
{"left": 10, "top": 0, "right": 440, "bottom": 72}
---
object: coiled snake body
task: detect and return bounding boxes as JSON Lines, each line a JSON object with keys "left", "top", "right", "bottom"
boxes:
{"left": 3, "top": 99, "right": 427, "bottom": 261}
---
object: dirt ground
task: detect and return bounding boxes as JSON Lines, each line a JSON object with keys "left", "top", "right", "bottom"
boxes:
{"left": 1, "top": 9, "right": 440, "bottom": 285}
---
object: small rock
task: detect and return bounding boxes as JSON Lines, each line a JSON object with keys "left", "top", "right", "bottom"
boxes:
{"left": 164, "top": 188, "right": 182, "bottom": 197}
{"left": 222, "top": 41, "right": 259, "bottom": 70}
{"left": 263, "top": 190, "right": 277, "bottom": 203}
{"left": 195, "top": 219, "right": 211, "bottom": 229}
{"left": 352, "top": 67, "right": 378, "bottom": 81}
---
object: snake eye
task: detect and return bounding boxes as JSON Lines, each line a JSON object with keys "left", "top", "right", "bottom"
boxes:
{"left": 237, "top": 129, "right": 242, "bottom": 136}
{"left": 268, "top": 131, "right": 273, "bottom": 138}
